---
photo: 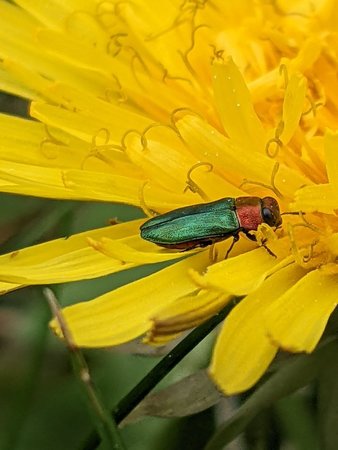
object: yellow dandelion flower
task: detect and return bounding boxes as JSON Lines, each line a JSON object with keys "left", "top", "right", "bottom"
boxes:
{"left": 0, "top": 0, "right": 337, "bottom": 395}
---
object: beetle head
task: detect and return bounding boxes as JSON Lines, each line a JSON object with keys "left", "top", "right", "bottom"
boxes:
{"left": 261, "top": 197, "right": 282, "bottom": 228}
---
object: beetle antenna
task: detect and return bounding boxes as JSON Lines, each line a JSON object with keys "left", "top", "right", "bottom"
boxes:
{"left": 225, "top": 235, "right": 239, "bottom": 259}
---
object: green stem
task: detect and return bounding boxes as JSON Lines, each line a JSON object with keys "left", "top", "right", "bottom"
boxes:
{"left": 81, "top": 299, "right": 237, "bottom": 450}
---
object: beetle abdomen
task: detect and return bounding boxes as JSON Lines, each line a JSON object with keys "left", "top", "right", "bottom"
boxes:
{"left": 140, "top": 198, "right": 239, "bottom": 247}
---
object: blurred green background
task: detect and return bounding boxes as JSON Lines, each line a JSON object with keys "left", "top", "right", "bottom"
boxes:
{"left": 0, "top": 92, "right": 322, "bottom": 450}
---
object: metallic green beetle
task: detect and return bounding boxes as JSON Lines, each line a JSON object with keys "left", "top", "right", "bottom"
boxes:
{"left": 140, "top": 196, "right": 282, "bottom": 255}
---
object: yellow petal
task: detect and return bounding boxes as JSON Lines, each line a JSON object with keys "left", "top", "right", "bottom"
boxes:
{"left": 0, "top": 156, "right": 191, "bottom": 209}
{"left": 14, "top": 0, "right": 64, "bottom": 27}
{"left": 50, "top": 251, "right": 210, "bottom": 346}
{"left": 0, "top": 158, "right": 143, "bottom": 202}
{"left": 288, "top": 38, "right": 322, "bottom": 73}
{"left": 31, "top": 99, "right": 151, "bottom": 144}
{"left": 324, "top": 130, "right": 338, "bottom": 192}
{"left": 124, "top": 130, "right": 237, "bottom": 200}
{"left": 0, "top": 1, "right": 37, "bottom": 39}
{"left": 0, "top": 220, "right": 143, "bottom": 287}
{"left": 2, "top": 59, "right": 52, "bottom": 101}
{"left": 16, "top": 0, "right": 97, "bottom": 31}
{"left": 0, "top": 5, "right": 96, "bottom": 95}
{"left": 327, "top": 232, "right": 338, "bottom": 256}
{"left": 61, "top": 168, "right": 144, "bottom": 203}
{"left": 292, "top": 184, "right": 337, "bottom": 214}
{"left": 212, "top": 59, "right": 266, "bottom": 153}
{"left": 279, "top": 73, "right": 307, "bottom": 145}
{"left": 0, "top": 112, "right": 90, "bottom": 169}
{"left": 89, "top": 235, "right": 194, "bottom": 264}
{"left": 192, "top": 238, "right": 293, "bottom": 296}
{"left": 210, "top": 264, "right": 307, "bottom": 394}
{"left": 36, "top": 27, "right": 114, "bottom": 73}
{"left": 176, "top": 114, "right": 310, "bottom": 199}
{"left": 0, "top": 281, "right": 22, "bottom": 294}
{"left": 0, "top": 159, "right": 80, "bottom": 199}
{"left": 149, "top": 290, "right": 230, "bottom": 337}
{"left": 265, "top": 270, "right": 338, "bottom": 352}
{"left": 48, "top": 83, "right": 152, "bottom": 137}
{"left": 62, "top": 169, "right": 198, "bottom": 210}
{"left": 0, "top": 63, "right": 36, "bottom": 99}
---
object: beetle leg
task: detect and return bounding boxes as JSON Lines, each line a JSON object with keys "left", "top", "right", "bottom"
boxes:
{"left": 261, "top": 238, "right": 277, "bottom": 258}
{"left": 199, "top": 240, "right": 213, "bottom": 248}
{"left": 242, "top": 230, "right": 276, "bottom": 257}
{"left": 225, "top": 234, "right": 239, "bottom": 259}
{"left": 242, "top": 230, "right": 256, "bottom": 242}
{"left": 180, "top": 244, "right": 197, "bottom": 252}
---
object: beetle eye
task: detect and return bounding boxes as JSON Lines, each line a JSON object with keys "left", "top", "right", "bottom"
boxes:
{"left": 262, "top": 207, "right": 275, "bottom": 226}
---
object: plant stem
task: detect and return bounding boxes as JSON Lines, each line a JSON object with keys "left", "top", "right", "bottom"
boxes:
{"left": 44, "top": 288, "right": 126, "bottom": 450}
{"left": 81, "top": 299, "right": 237, "bottom": 450}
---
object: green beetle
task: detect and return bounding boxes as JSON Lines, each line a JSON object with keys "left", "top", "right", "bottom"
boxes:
{"left": 140, "top": 196, "right": 282, "bottom": 255}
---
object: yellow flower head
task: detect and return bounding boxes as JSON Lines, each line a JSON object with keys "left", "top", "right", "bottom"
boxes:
{"left": 0, "top": 0, "right": 337, "bottom": 394}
